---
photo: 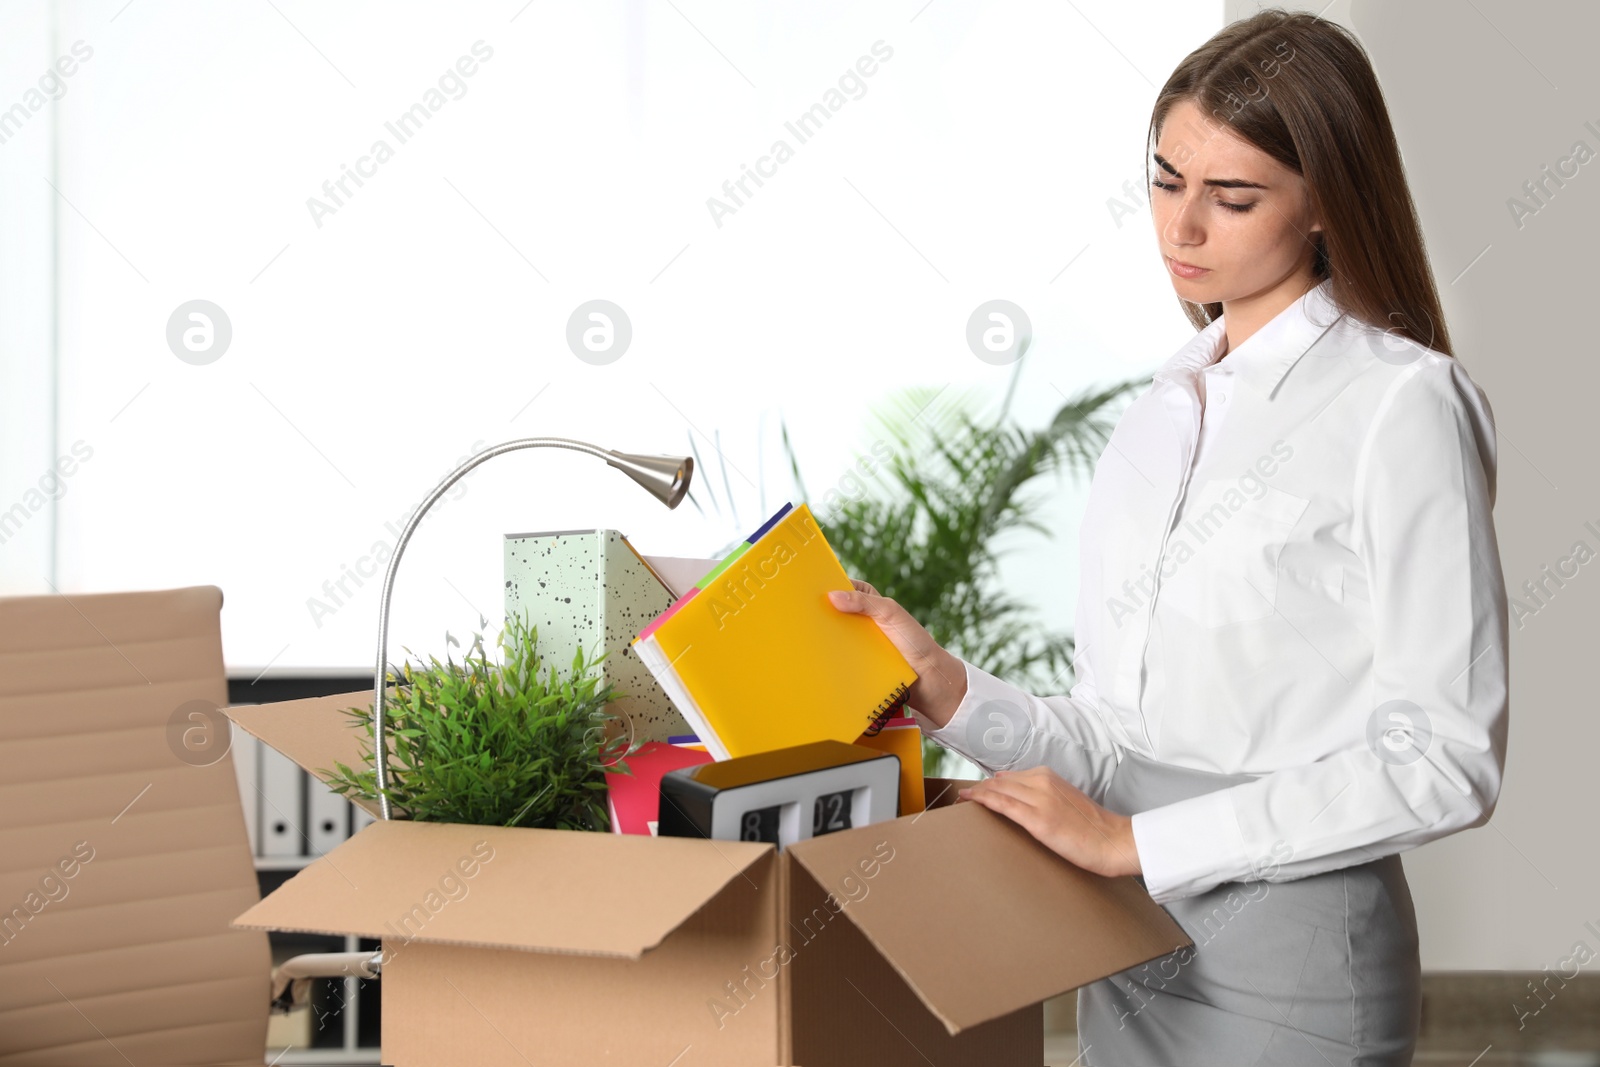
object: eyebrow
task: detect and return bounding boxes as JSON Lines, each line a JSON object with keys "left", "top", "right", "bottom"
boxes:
{"left": 1153, "top": 152, "right": 1268, "bottom": 190}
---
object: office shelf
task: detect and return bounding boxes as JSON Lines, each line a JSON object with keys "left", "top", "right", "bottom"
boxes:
{"left": 232, "top": 673, "right": 380, "bottom": 1065}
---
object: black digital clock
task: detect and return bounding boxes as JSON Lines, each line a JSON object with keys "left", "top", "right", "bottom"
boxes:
{"left": 658, "top": 740, "right": 898, "bottom": 848}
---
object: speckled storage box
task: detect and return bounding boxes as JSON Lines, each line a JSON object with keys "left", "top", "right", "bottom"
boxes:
{"left": 504, "top": 528, "right": 690, "bottom": 745}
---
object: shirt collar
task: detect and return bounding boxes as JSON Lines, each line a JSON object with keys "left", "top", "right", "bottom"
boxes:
{"left": 1152, "top": 278, "right": 1345, "bottom": 398}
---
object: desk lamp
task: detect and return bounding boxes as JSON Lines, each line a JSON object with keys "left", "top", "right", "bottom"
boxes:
{"left": 370, "top": 438, "right": 693, "bottom": 819}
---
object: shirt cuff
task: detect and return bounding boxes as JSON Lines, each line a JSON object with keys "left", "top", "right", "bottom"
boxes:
{"left": 907, "top": 657, "right": 1034, "bottom": 771}
{"left": 1130, "top": 788, "right": 1252, "bottom": 904}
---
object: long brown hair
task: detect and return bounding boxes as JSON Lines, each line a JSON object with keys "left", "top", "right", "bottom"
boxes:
{"left": 1148, "top": 8, "right": 1452, "bottom": 357}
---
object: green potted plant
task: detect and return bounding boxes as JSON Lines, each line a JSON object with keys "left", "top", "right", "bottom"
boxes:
{"left": 323, "top": 610, "right": 636, "bottom": 830}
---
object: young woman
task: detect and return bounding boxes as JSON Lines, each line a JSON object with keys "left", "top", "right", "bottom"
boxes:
{"left": 829, "top": 9, "right": 1508, "bottom": 1065}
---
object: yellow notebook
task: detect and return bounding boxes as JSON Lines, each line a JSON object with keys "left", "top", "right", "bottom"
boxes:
{"left": 631, "top": 503, "right": 917, "bottom": 761}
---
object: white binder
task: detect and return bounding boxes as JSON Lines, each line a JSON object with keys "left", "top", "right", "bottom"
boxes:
{"left": 229, "top": 724, "right": 261, "bottom": 855}
{"left": 259, "top": 745, "right": 305, "bottom": 858}
{"left": 307, "top": 775, "right": 351, "bottom": 854}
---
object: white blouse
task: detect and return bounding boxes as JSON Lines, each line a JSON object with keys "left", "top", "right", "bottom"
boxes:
{"left": 911, "top": 278, "right": 1510, "bottom": 904}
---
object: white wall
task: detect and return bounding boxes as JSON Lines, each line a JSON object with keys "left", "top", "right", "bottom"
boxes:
{"left": 0, "top": 7, "right": 59, "bottom": 588}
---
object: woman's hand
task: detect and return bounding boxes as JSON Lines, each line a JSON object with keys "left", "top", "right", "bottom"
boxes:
{"left": 958, "top": 766, "right": 1143, "bottom": 878}
{"left": 827, "top": 578, "right": 968, "bottom": 728}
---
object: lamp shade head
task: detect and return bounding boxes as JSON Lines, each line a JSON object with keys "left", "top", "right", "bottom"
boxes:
{"left": 607, "top": 451, "right": 693, "bottom": 508}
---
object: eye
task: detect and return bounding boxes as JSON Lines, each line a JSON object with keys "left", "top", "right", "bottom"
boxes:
{"left": 1150, "top": 179, "right": 1256, "bottom": 213}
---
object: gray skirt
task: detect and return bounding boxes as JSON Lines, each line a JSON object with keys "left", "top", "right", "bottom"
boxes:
{"left": 1076, "top": 749, "right": 1421, "bottom": 1067}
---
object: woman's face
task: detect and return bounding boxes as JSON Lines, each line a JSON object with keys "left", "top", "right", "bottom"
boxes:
{"left": 1149, "top": 97, "right": 1322, "bottom": 303}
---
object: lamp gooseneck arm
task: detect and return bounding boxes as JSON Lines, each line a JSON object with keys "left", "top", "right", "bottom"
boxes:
{"left": 371, "top": 437, "right": 612, "bottom": 820}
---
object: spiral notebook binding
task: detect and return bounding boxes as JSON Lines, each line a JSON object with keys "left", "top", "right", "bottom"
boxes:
{"left": 862, "top": 681, "right": 911, "bottom": 737}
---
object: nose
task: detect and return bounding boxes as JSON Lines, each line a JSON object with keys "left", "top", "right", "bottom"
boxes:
{"left": 1161, "top": 188, "right": 1204, "bottom": 250}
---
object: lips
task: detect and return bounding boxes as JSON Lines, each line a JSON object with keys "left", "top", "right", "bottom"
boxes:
{"left": 1166, "top": 256, "right": 1210, "bottom": 279}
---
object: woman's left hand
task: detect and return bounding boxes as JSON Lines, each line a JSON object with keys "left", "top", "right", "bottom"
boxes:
{"left": 958, "top": 766, "right": 1143, "bottom": 879}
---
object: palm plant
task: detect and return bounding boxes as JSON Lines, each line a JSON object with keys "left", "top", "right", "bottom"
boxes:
{"left": 688, "top": 359, "right": 1143, "bottom": 777}
{"left": 800, "top": 378, "right": 1139, "bottom": 774}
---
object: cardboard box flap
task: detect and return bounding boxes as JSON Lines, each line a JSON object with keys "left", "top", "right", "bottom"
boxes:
{"left": 233, "top": 818, "right": 771, "bottom": 959}
{"left": 224, "top": 691, "right": 381, "bottom": 816}
{"left": 787, "top": 799, "right": 1193, "bottom": 1035}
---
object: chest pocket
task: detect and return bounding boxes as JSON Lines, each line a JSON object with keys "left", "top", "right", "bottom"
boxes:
{"left": 1157, "top": 481, "right": 1311, "bottom": 628}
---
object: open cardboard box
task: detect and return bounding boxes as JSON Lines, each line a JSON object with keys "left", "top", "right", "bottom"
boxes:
{"left": 227, "top": 692, "right": 1192, "bottom": 1067}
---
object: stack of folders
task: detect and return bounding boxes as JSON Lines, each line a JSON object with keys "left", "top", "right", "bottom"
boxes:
{"left": 231, "top": 719, "right": 367, "bottom": 859}
{"left": 631, "top": 501, "right": 918, "bottom": 763}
